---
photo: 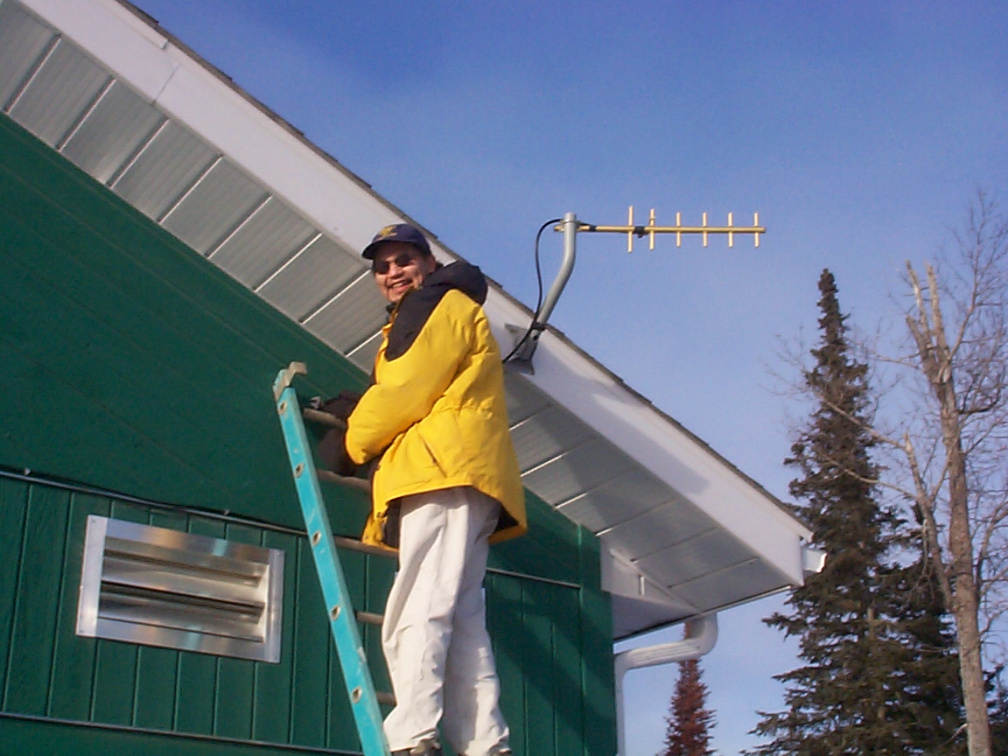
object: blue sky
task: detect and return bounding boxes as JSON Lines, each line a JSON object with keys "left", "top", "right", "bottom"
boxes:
{"left": 130, "top": 1, "right": 1008, "bottom": 752}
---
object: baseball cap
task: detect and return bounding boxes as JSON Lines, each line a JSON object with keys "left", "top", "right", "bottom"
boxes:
{"left": 361, "top": 223, "right": 433, "bottom": 260}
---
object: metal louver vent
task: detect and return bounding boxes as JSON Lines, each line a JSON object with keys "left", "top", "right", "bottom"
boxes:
{"left": 76, "top": 515, "right": 284, "bottom": 663}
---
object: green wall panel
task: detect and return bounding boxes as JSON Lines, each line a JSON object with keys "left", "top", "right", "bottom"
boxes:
{"left": 487, "top": 573, "right": 526, "bottom": 752}
{"left": 0, "top": 111, "right": 365, "bottom": 531}
{"left": 4, "top": 484, "right": 69, "bottom": 715}
{"left": 289, "top": 538, "right": 332, "bottom": 749}
{"left": 252, "top": 529, "right": 298, "bottom": 744}
{"left": 49, "top": 493, "right": 108, "bottom": 723}
{"left": 0, "top": 478, "right": 28, "bottom": 712}
{"left": 577, "top": 532, "right": 618, "bottom": 756}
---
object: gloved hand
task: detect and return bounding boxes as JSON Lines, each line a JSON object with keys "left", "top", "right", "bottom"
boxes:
{"left": 319, "top": 390, "right": 361, "bottom": 422}
{"left": 317, "top": 428, "right": 357, "bottom": 476}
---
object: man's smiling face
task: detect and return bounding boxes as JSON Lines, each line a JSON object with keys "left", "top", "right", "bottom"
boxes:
{"left": 371, "top": 242, "right": 437, "bottom": 304}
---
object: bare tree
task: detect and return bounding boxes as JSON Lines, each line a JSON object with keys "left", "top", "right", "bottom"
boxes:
{"left": 888, "top": 191, "right": 1008, "bottom": 756}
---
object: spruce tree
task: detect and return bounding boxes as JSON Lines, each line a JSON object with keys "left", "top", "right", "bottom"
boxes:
{"left": 661, "top": 657, "right": 715, "bottom": 756}
{"left": 748, "top": 269, "right": 962, "bottom": 755}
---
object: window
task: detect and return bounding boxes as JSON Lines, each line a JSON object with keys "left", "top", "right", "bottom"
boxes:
{"left": 76, "top": 515, "right": 284, "bottom": 663}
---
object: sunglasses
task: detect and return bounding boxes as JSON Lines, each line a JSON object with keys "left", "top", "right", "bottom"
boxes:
{"left": 371, "top": 252, "right": 421, "bottom": 275}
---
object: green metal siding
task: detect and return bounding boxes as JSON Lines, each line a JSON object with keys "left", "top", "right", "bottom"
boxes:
{"left": 0, "top": 112, "right": 616, "bottom": 755}
{"left": 0, "top": 475, "right": 614, "bottom": 755}
{"left": 0, "top": 475, "right": 395, "bottom": 753}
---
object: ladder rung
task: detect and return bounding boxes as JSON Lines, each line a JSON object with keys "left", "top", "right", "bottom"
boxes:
{"left": 302, "top": 407, "right": 347, "bottom": 428}
{"left": 331, "top": 534, "right": 396, "bottom": 560}
{"left": 317, "top": 469, "right": 372, "bottom": 492}
{"left": 356, "top": 610, "right": 384, "bottom": 626}
{"left": 376, "top": 691, "right": 396, "bottom": 706}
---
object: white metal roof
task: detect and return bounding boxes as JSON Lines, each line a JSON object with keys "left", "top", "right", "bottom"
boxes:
{"left": 1, "top": 0, "right": 821, "bottom": 639}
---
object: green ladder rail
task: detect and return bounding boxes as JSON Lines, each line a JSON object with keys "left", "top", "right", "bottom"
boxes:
{"left": 273, "top": 361, "right": 391, "bottom": 756}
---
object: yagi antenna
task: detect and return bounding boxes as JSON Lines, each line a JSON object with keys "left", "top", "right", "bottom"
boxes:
{"left": 505, "top": 208, "right": 765, "bottom": 371}
{"left": 591, "top": 206, "right": 764, "bottom": 252}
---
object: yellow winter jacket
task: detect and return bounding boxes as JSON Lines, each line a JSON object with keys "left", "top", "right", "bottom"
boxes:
{"left": 344, "top": 262, "right": 526, "bottom": 549}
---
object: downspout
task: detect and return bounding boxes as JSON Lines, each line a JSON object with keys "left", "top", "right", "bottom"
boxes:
{"left": 613, "top": 613, "right": 718, "bottom": 756}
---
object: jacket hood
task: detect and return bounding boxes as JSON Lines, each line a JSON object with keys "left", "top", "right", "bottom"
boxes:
{"left": 422, "top": 261, "right": 487, "bottom": 305}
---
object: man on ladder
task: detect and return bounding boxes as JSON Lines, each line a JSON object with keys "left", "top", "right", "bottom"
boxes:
{"left": 319, "top": 223, "right": 526, "bottom": 756}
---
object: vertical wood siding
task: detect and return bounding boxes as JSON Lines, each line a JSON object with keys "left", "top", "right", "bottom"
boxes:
{"left": 0, "top": 475, "right": 614, "bottom": 755}
{"left": 0, "top": 476, "right": 395, "bottom": 752}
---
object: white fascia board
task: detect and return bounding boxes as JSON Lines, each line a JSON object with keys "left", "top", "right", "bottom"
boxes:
{"left": 22, "top": 0, "right": 404, "bottom": 259}
{"left": 20, "top": 0, "right": 175, "bottom": 96}
{"left": 483, "top": 290, "right": 812, "bottom": 585}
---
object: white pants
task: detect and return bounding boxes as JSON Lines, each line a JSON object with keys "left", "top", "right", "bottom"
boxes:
{"left": 381, "top": 487, "right": 510, "bottom": 756}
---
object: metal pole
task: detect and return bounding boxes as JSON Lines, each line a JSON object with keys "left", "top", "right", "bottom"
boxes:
{"left": 536, "top": 211, "right": 578, "bottom": 328}
{"left": 504, "top": 212, "right": 579, "bottom": 370}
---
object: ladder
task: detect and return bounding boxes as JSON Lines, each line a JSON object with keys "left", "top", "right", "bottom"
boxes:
{"left": 272, "top": 361, "right": 392, "bottom": 756}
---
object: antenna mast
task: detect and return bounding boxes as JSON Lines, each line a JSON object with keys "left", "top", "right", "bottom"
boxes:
{"left": 506, "top": 207, "right": 765, "bottom": 371}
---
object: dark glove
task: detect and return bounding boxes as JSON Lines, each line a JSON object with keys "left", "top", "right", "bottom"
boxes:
{"left": 320, "top": 390, "right": 361, "bottom": 422}
{"left": 317, "top": 428, "right": 357, "bottom": 476}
